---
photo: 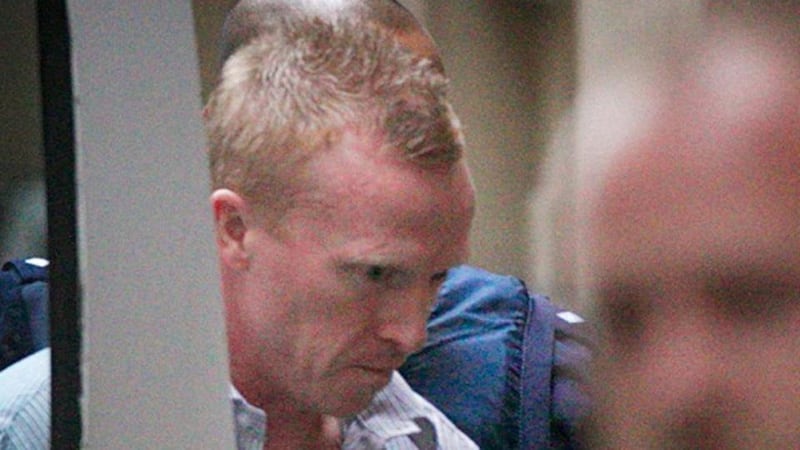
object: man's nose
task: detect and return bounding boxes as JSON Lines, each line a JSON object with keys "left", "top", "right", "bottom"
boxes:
{"left": 374, "top": 288, "right": 433, "bottom": 355}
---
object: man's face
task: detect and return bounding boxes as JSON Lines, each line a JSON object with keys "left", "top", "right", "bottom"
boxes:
{"left": 227, "top": 128, "right": 474, "bottom": 416}
{"left": 587, "top": 129, "right": 800, "bottom": 448}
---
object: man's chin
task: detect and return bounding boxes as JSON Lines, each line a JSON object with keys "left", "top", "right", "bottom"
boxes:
{"left": 324, "top": 392, "right": 378, "bottom": 417}
{"left": 323, "top": 368, "right": 394, "bottom": 416}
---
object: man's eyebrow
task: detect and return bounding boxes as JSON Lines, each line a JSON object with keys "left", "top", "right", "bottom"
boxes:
{"left": 702, "top": 267, "right": 800, "bottom": 317}
{"left": 593, "top": 278, "right": 657, "bottom": 303}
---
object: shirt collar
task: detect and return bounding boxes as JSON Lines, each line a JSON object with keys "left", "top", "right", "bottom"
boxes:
{"left": 229, "top": 373, "right": 437, "bottom": 450}
{"left": 341, "top": 372, "right": 438, "bottom": 449}
{"left": 230, "top": 384, "right": 266, "bottom": 450}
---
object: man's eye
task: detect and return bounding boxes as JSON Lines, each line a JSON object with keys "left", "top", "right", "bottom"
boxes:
{"left": 596, "top": 284, "right": 653, "bottom": 354}
{"left": 365, "top": 265, "right": 388, "bottom": 282}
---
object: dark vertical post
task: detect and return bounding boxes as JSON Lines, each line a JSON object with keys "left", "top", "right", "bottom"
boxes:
{"left": 37, "top": 0, "right": 82, "bottom": 447}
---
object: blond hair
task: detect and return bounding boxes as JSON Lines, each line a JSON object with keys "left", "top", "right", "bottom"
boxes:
{"left": 205, "top": 17, "right": 463, "bottom": 223}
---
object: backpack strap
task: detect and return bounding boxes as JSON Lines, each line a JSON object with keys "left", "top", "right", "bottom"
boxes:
{"left": 520, "top": 292, "right": 593, "bottom": 449}
{"left": 519, "top": 293, "right": 557, "bottom": 449}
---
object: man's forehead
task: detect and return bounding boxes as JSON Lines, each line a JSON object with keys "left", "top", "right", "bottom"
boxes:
{"left": 598, "top": 126, "right": 800, "bottom": 227}
{"left": 594, "top": 31, "right": 800, "bottom": 229}
{"left": 594, "top": 137, "right": 800, "bottom": 237}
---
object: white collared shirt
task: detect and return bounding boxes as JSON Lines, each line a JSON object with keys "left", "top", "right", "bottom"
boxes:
{"left": 231, "top": 372, "right": 477, "bottom": 450}
{"left": 1, "top": 351, "right": 475, "bottom": 450}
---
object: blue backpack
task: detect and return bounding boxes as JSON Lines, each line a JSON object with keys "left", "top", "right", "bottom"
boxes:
{"left": 400, "top": 265, "right": 593, "bottom": 449}
{"left": 0, "top": 258, "right": 49, "bottom": 371}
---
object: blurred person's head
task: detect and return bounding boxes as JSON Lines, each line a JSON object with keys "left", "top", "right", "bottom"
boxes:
{"left": 584, "top": 14, "right": 800, "bottom": 449}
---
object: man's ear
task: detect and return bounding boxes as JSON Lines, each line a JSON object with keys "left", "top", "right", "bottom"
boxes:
{"left": 210, "top": 189, "right": 251, "bottom": 270}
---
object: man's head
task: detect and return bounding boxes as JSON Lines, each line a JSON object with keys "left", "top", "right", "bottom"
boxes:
{"left": 204, "top": 2, "right": 475, "bottom": 417}
{"left": 584, "top": 16, "right": 800, "bottom": 449}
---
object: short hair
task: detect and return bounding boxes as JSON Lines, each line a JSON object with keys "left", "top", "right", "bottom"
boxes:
{"left": 204, "top": 16, "right": 463, "bottom": 225}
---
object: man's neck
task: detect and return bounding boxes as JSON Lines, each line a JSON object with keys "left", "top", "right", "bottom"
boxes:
{"left": 231, "top": 375, "right": 345, "bottom": 449}
{"left": 263, "top": 413, "right": 342, "bottom": 450}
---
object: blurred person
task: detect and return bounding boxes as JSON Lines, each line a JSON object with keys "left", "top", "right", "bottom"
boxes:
{"left": 583, "top": 13, "right": 800, "bottom": 449}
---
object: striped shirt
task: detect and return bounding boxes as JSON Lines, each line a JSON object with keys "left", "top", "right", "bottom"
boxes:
{"left": 2, "top": 351, "right": 475, "bottom": 449}
{"left": 0, "top": 348, "right": 50, "bottom": 450}
{"left": 232, "top": 372, "right": 478, "bottom": 449}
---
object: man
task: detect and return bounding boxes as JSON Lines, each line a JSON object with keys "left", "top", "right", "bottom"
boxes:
{"left": 205, "top": 0, "right": 477, "bottom": 448}
{"left": 583, "top": 12, "right": 800, "bottom": 449}
{"left": 1, "top": 1, "right": 476, "bottom": 449}
{"left": 212, "top": 2, "right": 593, "bottom": 448}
